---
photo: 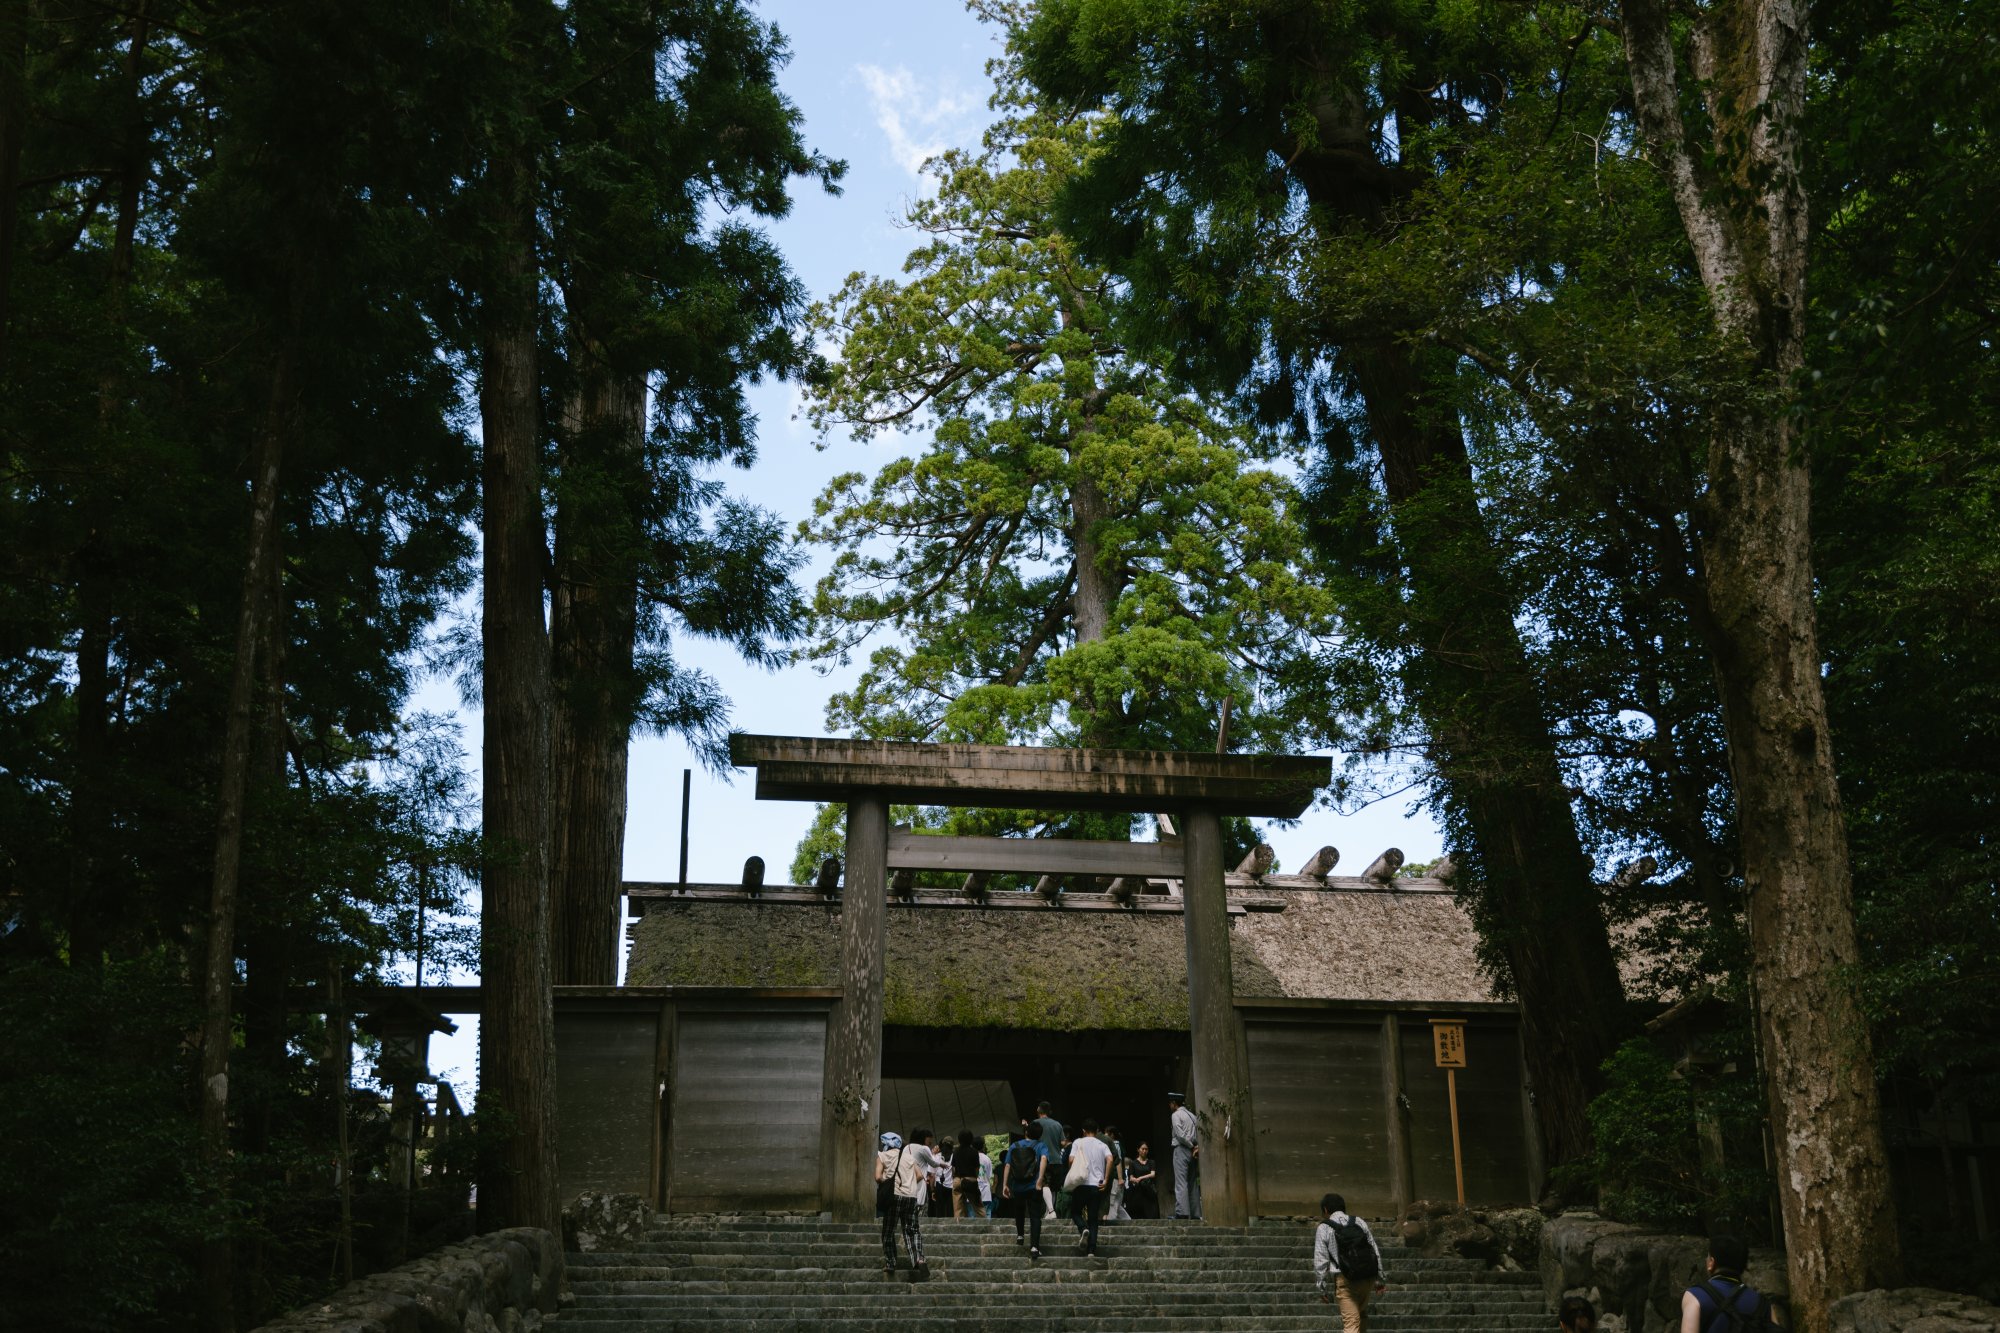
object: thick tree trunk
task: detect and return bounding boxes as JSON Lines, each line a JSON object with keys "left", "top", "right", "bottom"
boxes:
{"left": 70, "top": 1, "right": 152, "bottom": 964}
{"left": 198, "top": 342, "right": 293, "bottom": 1333}
{"left": 0, "top": 0, "right": 26, "bottom": 370}
{"left": 1348, "top": 336, "right": 1628, "bottom": 1174}
{"left": 476, "top": 137, "right": 561, "bottom": 1238}
{"left": 1622, "top": 2, "right": 1899, "bottom": 1324}
{"left": 1286, "top": 72, "right": 1629, "bottom": 1175}
{"left": 549, "top": 369, "right": 642, "bottom": 986}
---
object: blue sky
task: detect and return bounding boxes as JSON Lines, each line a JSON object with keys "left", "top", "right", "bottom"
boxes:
{"left": 414, "top": 0, "right": 1442, "bottom": 1096}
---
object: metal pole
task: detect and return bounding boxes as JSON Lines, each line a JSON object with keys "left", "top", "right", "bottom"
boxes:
{"left": 677, "top": 767, "right": 691, "bottom": 890}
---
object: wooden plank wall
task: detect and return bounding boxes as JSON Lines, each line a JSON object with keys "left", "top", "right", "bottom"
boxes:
{"left": 1243, "top": 1006, "right": 1536, "bottom": 1216}
{"left": 1244, "top": 1017, "right": 1394, "bottom": 1214}
{"left": 666, "top": 1008, "right": 829, "bottom": 1212}
{"left": 1399, "top": 1018, "right": 1535, "bottom": 1205}
{"left": 554, "top": 1007, "right": 661, "bottom": 1203}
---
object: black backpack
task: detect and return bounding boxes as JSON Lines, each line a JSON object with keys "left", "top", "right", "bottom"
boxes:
{"left": 1006, "top": 1141, "right": 1039, "bottom": 1191}
{"left": 1698, "top": 1278, "right": 1776, "bottom": 1332}
{"left": 1330, "top": 1217, "right": 1380, "bottom": 1281}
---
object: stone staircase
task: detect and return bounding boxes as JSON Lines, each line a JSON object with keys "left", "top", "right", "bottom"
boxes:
{"left": 553, "top": 1213, "right": 1550, "bottom": 1332}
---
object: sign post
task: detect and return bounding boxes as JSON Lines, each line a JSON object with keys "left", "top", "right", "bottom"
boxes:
{"left": 1431, "top": 1019, "right": 1467, "bottom": 1205}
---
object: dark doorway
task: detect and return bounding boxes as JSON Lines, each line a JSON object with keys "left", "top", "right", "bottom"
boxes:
{"left": 882, "top": 1026, "right": 1187, "bottom": 1163}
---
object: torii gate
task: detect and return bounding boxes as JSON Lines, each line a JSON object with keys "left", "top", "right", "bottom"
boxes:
{"left": 728, "top": 734, "right": 1329, "bottom": 1224}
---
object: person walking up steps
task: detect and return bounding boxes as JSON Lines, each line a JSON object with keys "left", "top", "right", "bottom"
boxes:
{"left": 1066, "top": 1119, "right": 1114, "bottom": 1258}
{"left": 1313, "top": 1192, "right": 1387, "bottom": 1333}
{"left": 1680, "top": 1234, "right": 1783, "bottom": 1331}
{"left": 1168, "top": 1091, "right": 1202, "bottom": 1220}
{"left": 876, "top": 1126, "right": 943, "bottom": 1278}
{"left": 1000, "top": 1124, "right": 1048, "bottom": 1259}
{"left": 875, "top": 1132, "right": 904, "bottom": 1276}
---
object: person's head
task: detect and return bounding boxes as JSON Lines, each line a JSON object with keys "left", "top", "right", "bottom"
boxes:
{"left": 1105, "top": 1123, "right": 1120, "bottom": 1144}
{"left": 1081, "top": 1117, "right": 1099, "bottom": 1137}
{"left": 1167, "top": 1091, "right": 1185, "bottom": 1109}
{"left": 1707, "top": 1234, "right": 1749, "bottom": 1277}
{"left": 1320, "top": 1192, "right": 1346, "bottom": 1219}
{"left": 910, "top": 1126, "right": 933, "bottom": 1148}
{"left": 1060, "top": 1125, "right": 1073, "bottom": 1146}
{"left": 1037, "top": 1100, "right": 1053, "bottom": 1116}
{"left": 1558, "top": 1295, "right": 1597, "bottom": 1331}
{"left": 958, "top": 1129, "right": 975, "bottom": 1149}
{"left": 1136, "top": 1141, "right": 1150, "bottom": 1159}
{"left": 880, "top": 1131, "right": 903, "bottom": 1152}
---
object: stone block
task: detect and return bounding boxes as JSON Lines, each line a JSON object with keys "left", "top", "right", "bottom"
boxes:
{"left": 1831, "top": 1287, "right": 2000, "bottom": 1333}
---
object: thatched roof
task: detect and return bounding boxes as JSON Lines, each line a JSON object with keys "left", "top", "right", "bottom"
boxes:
{"left": 624, "top": 876, "right": 1503, "bottom": 1029}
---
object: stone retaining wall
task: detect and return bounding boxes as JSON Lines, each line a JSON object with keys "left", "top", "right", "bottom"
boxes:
{"left": 250, "top": 1228, "right": 563, "bottom": 1333}
{"left": 1539, "top": 1213, "right": 1786, "bottom": 1333}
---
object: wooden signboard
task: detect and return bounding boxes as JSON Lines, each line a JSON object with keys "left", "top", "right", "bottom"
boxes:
{"left": 1430, "top": 1020, "right": 1468, "bottom": 1204}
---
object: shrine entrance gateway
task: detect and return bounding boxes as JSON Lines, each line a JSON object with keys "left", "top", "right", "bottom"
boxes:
{"left": 727, "top": 733, "right": 1329, "bottom": 1224}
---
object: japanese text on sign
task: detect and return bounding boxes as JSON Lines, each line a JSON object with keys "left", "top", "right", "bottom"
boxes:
{"left": 1431, "top": 1020, "right": 1467, "bottom": 1068}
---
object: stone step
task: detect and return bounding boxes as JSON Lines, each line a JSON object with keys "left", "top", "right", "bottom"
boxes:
{"left": 552, "top": 1215, "right": 1550, "bottom": 1333}
{"left": 552, "top": 1312, "right": 1560, "bottom": 1320}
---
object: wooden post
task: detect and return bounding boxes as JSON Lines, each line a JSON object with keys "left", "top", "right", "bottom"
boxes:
{"left": 1382, "top": 1013, "right": 1413, "bottom": 1210}
{"left": 1447, "top": 1067, "right": 1466, "bottom": 1205}
{"left": 825, "top": 797, "right": 889, "bottom": 1220}
{"left": 1432, "top": 1019, "right": 1467, "bottom": 1206}
{"left": 1181, "top": 807, "right": 1254, "bottom": 1223}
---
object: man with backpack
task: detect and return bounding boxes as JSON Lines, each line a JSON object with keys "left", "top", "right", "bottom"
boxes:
{"left": 999, "top": 1126, "right": 1048, "bottom": 1259}
{"left": 1680, "top": 1234, "right": 1782, "bottom": 1331}
{"left": 1313, "top": 1192, "right": 1386, "bottom": 1333}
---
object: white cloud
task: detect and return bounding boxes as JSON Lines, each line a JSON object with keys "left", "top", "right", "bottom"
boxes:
{"left": 855, "top": 62, "right": 980, "bottom": 177}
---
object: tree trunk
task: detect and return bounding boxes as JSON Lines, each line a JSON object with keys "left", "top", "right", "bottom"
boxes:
{"left": 476, "top": 131, "right": 561, "bottom": 1237}
{"left": 0, "top": 0, "right": 27, "bottom": 370}
{"left": 1284, "top": 68, "right": 1629, "bottom": 1175}
{"left": 197, "top": 338, "right": 294, "bottom": 1333}
{"left": 1622, "top": 2, "right": 1899, "bottom": 1324}
{"left": 1347, "top": 335, "right": 1628, "bottom": 1174}
{"left": 549, "top": 368, "right": 642, "bottom": 986}
{"left": 69, "top": 0, "right": 152, "bottom": 965}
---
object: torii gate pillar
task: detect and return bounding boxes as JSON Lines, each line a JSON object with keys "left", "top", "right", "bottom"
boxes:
{"left": 1182, "top": 807, "right": 1257, "bottom": 1224}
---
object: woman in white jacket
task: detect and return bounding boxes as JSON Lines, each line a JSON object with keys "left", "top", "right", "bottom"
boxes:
{"left": 875, "top": 1127, "right": 943, "bottom": 1277}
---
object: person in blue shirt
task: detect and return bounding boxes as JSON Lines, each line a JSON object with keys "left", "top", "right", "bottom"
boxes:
{"left": 999, "top": 1126, "right": 1048, "bottom": 1259}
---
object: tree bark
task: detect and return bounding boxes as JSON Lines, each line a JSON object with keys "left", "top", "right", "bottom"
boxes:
{"left": 1621, "top": 2, "right": 1900, "bottom": 1325}
{"left": 475, "top": 129, "right": 561, "bottom": 1237}
{"left": 0, "top": 0, "right": 27, "bottom": 370}
{"left": 549, "top": 367, "right": 642, "bottom": 986}
{"left": 197, "top": 337, "right": 294, "bottom": 1333}
{"left": 1345, "top": 334, "right": 1628, "bottom": 1175}
{"left": 1291, "top": 99, "right": 1628, "bottom": 1171}
{"left": 69, "top": 0, "right": 152, "bottom": 965}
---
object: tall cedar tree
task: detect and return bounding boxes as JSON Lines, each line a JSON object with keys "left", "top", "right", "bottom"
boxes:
{"left": 4, "top": 0, "right": 482, "bottom": 1323}
{"left": 475, "top": 0, "right": 563, "bottom": 1238}
{"left": 800, "top": 104, "right": 1341, "bottom": 781}
{"left": 1015, "top": 0, "right": 1627, "bottom": 1170}
{"left": 546, "top": 0, "right": 835, "bottom": 985}
{"left": 1621, "top": 0, "right": 1899, "bottom": 1320}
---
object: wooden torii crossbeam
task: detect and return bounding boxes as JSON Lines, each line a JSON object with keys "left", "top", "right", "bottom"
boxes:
{"left": 727, "top": 734, "right": 1331, "bottom": 1223}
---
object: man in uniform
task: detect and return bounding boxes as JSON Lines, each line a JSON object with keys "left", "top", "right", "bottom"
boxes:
{"left": 1168, "top": 1091, "right": 1201, "bottom": 1220}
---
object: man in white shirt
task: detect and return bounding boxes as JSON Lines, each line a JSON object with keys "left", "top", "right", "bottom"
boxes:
{"left": 1168, "top": 1092, "right": 1202, "bottom": 1220}
{"left": 1312, "top": 1191, "right": 1386, "bottom": 1332}
{"left": 1066, "top": 1119, "right": 1115, "bottom": 1258}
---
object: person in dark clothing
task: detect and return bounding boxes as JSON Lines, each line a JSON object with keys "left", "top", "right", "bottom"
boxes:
{"left": 1560, "top": 1295, "right": 1598, "bottom": 1331}
{"left": 999, "top": 1126, "right": 1048, "bottom": 1258}
{"left": 1125, "top": 1141, "right": 1160, "bottom": 1218}
{"left": 951, "top": 1129, "right": 982, "bottom": 1218}
{"left": 1680, "top": 1234, "right": 1782, "bottom": 1331}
